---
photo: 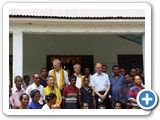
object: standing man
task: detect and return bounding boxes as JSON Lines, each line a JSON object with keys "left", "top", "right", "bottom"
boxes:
{"left": 10, "top": 75, "right": 25, "bottom": 108}
{"left": 22, "top": 75, "right": 30, "bottom": 90}
{"left": 26, "top": 73, "right": 45, "bottom": 106}
{"left": 84, "top": 67, "right": 92, "bottom": 81}
{"left": 73, "top": 64, "right": 84, "bottom": 89}
{"left": 109, "top": 65, "right": 125, "bottom": 108}
{"left": 120, "top": 68, "right": 126, "bottom": 76}
{"left": 48, "top": 59, "right": 69, "bottom": 92}
{"left": 102, "top": 65, "right": 107, "bottom": 74}
{"left": 90, "top": 63, "right": 110, "bottom": 109}
{"left": 40, "top": 68, "right": 48, "bottom": 88}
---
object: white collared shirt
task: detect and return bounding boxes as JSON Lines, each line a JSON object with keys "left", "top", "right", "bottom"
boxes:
{"left": 48, "top": 69, "right": 69, "bottom": 89}
{"left": 90, "top": 72, "right": 110, "bottom": 92}
{"left": 26, "top": 83, "right": 45, "bottom": 105}
{"left": 74, "top": 74, "right": 84, "bottom": 89}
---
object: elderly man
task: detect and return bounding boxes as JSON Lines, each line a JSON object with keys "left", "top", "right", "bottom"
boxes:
{"left": 48, "top": 59, "right": 69, "bottom": 92}
{"left": 90, "top": 63, "right": 111, "bottom": 108}
{"left": 73, "top": 64, "right": 84, "bottom": 89}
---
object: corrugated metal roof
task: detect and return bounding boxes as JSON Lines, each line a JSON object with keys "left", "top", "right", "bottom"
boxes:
{"left": 9, "top": 14, "right": 145, "bottom": 19}
{"left": 9, "top": 9, "right": 145, "bottom": 19}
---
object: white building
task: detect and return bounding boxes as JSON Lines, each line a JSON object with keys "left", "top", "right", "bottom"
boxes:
{"left": 9, "top": 9, "right": 145, "bottom": 85}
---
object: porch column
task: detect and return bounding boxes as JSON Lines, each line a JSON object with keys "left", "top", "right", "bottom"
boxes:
{"left": 12, "top": 31, "right": 23, "bottom": 86}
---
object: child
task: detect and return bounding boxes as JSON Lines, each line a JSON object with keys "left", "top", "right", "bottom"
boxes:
{"left": 42, "top": 93, "right": 57, "bottom": 109}
{"left": 62, "top": 75, "right": 79, "bottom": 109}
{"left": 128, "top": 75, "right": 144, "bottom": 109}
{"left": 79, "top": 77, "right": 96, "bottom": 109}
{"left": 114, "top": 101, "right": 122, "bottom": 109}
{"left": 82, "top": 103, "right": 89, "bottom": 109}
{"left": 16, "top": 93, "right": 29, "bottom": 109}
{"left": 98, "top": 104, "right": 106, "bottom": 109}
{"left": 27, "top": 89, "right": 42, "bottom": 109}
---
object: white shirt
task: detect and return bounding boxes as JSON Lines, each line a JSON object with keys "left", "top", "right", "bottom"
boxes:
{"left": 90, "top": 72, "right": 110, "bottom": 92}
{"left": 26, "top": 83, "right": 45, "bottom": 105}
{"left": 74, "top": 74, "right": 84, "bottom": 89}
{"left": 48, "top": 69, "right": 69, "bottom": 89}
{"left": 42, "top": 104, "right": 50, "bottom": 109}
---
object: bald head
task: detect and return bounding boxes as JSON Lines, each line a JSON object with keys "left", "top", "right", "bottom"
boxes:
{"left": 95, "top": 63, "right": 102, "bottom": 74}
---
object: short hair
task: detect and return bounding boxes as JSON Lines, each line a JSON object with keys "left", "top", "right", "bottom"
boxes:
{"left": 14, "top": 75, "right": 22, "bottom": 82}
{"left": 130, "top": 68, "right": 137, "bottom": 71}
{"left": 69, "top": 75, "right": 77, "bottom": 82}
{"left": 45, "top": 93, "right": 57, "bottom": 102}
{"left": 112, "top": 65, "right": 119, "bottom": 70}
{"left": 30, "top": 89, "right": 40, "bottom": 98}
{"left": 53, "top": 59, "right": 61, "bottom": 65}
{"left": 98, "top": 104, "right": 106, "bottom": 109}
{"left": 23, "top": 75, "right": 30, "bottom": 80}
{"left": 19, "top": 93, "right": 29, "bottom": 101}
{"left": 102, "top": 65, "right": 107, "bottom": 68}
{"left": 46, "top": 75, "right": 55, "bottom": 81}
{"left": 73, "top": 64, "right": 81, "bottom": 69}
{"left": 133, "top": 75, "right": 141, "bottom": 81}
{"left": 40, "top": 67, "right": 47, "bottom": 72}
{"left": 124, "top": 73, "right": 131, "bottom": 77}
{"left": 33, "top": 73, "right": 39, "bottom": 78}
{"left": 114, "top": 101, "right": 122, "bottom": 107}
{"left": 83, "top": 76, "right": 89, "bottom": 81}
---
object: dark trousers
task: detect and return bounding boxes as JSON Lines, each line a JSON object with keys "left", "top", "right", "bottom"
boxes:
{"left": 95, "top": 91, "right": 111, "bottom": 109}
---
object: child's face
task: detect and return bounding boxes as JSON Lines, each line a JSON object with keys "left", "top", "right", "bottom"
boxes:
{"left": 50, "top": 98, "right": 57, "bottom": 105}
{"left": 21, "top": 95, "right": 29, "bottom": 107}
{"left": 32, "top": 92, "right": 40, "bottom": 103}
{"left": 115, "top": 103, "right": 122, "bottom": 109}
{"left": 83, "top": 78, "right": 89, "bottom": 86}
{"left": 70, "top": 78, "right": 76, "bottom": 86}
{"left": 134, "top": 76, "right": 142, "bottom": 86}
{"left": 83, "top": 103, "right": 89, "bottom": 109}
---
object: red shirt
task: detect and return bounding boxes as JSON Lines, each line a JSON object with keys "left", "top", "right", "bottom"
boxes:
{"left": 62, "top": 85, "right": 79, "bottom": 98}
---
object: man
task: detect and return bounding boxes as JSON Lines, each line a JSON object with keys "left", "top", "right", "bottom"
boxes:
{"left": 22, "top": 75, "right": 30, "bottom": 90}
{"left": 83, "top": 67, "right": 92, "bottom": 81}
{"left": 119, "top": 73, "right": 134, "bottom": 109}
{"left": 10, "top": 75, "right": 25, "bottom": 108}
{"left": 90, "top": 63, "right": 110, "bottom": 108}
{"left": 109, "top": 65, "right": 125, "bottom": 108}
{"left": 120, "top": 68, "right": 126, "bottom": 76}
{"left": 102, "top": 65, "right": 107, "bottom": 73}
{"left": 62, "top": 75, "right": 79, "bottom": 109}
{"left": 73, "top": 64, "right": 84, "bottom": 89}
{"left": 48, "top": 59, "right": 69, "bottom": 92}
{"left": 128, "top": 75, "right": 144, "bottom": 109}
{"left": 44, "top": 75, "right": 62, "bottom": 109}
{"left": 130, "top": 68, "right": 137, "bottom": 81}
{"left": 26, "top": 73, "right": 45, "bottom": 106}
{"left": 79, "top": 77, "right": 96, "bottom": 109}
{"left": 40, "top": 68, "right": 48, "bottom": 88}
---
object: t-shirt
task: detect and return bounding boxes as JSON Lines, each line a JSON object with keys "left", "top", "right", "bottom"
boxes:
{"left": 42, "top": 104, "right": 50, "bottom": 109}
{"left": 79, "top": 86, "right": 95, "bottom": 109}
{"left": 62, "top": 85, "right": 79, "bottom": 109}
{"left": 27, "top": 101, "right": 42, "bottom": 109}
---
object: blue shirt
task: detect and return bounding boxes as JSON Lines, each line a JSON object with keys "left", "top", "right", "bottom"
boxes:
{"left": 109, "top": 74, "right": 125, "bottom": 101}
{"left": 27, "top": 101, "right": 42, "bottom": 109}
{"left": 90, "top": 73, "right": 110, "bottom": 92}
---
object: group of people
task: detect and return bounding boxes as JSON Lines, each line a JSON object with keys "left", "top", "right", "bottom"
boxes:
{"left": 9, "top": 59, "right": 145, "bottom": 109}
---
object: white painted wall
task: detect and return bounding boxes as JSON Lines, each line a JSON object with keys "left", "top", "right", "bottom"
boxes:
{"left": 9, "top": 34, "right": 142, "bottom": 83}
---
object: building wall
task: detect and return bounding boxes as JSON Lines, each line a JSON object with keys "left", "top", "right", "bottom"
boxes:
{"left": 9, "top": 34, "right": 142, "bottom": 83}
